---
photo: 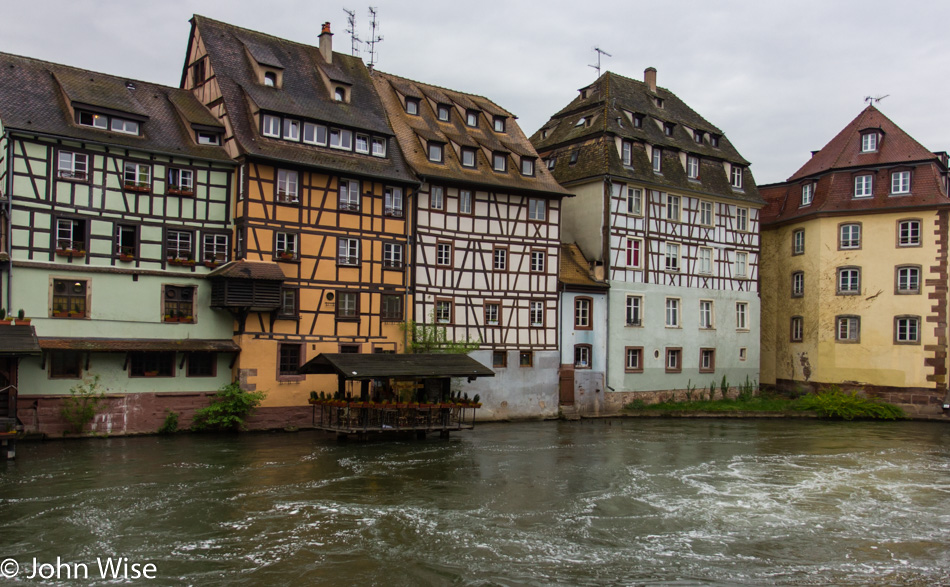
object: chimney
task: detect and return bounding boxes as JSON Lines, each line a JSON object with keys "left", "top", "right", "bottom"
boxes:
{"left": 319, "top": 22, "right": 333, "bottom": 64}
{"left": 644, "top": 67, "right": 657, "bottom": 93}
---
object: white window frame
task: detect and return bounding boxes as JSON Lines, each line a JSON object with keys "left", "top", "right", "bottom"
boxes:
{"left": 329, "top": 128, "right": 353, "bottom": 150}
{"left": 123, "top": 161, "right": 151, "bottom": 189}
{"left": 736, "top": 302, "right": 748, "bottom": 330}
{"left": 521, "top": 158, "right": 535, "bottom": 176}
{"left": 275, "top": 232, "right": 298, "bottom": 258}
{"left": 665, "top": 297, "right": 680, "bottom": 328}
{"left": 428, "top": 142, "right": 444, "bottom": 162}
{"left": 383, "top": 242, "right": 403, "bottom": 269}
{"left": 621, "top": 141, "right": 632, "bottom": 166}
{"left": 793, "top": 229, "right": 805, "bottom": 254}
{"left": 652, "top": 147, "right": 662, "bottom": 172}
{"left": 337, "top": 237, "right": 360, "bottom": 266}
{"left": 625, "top": 238, "right": 641, "bottom": 268}
{"left": 384, "top": 187, "right": 404, "bottom": 217}
{"left": 339, "top": 179, "right": 360, "bottom": 211}
{"left": 861, "top": 132, "right": 877, "bottom": 152}
{"left": 731, "top": 166, "right": 743, "bottom": 188}
{"left": 897, "top": 266, "right": 920, "bottom": 294}
{"left": 430, "top": 186, "right": 444, "bottom": 210}
{"left": 665, "top": 194, "right": 681, "bottom": 222}
{"left": 891, "top": 171, "right": 910, "bottom": 194}
{"left": 854, "top": 174, "right": 873, "bottom": 198}
{"left": 837, "top": 267, "right": 861, "bottom": 294}
{"left": 485, "top": 303, "right": 499, "bottom": 326}
{"left": 698, "top": 247, "right": 713, "bottom": 274}
{"left": 898, "top": 220, "right": 921, "bottom": 246}
{"left": 493, "top": 247, "right": 507, "bottom": 271}
{"left": 202, "top": 233, "right": 229, "bottom": 263}
{"left": 168, "top": 168, "right": 194, "bottom": 192}
{"left": 58, "top": 151, "right": 88, "bottom": 181}
{"left": 282, "top": 119, "right": 301, "bottom": 141}
{"left": 371, "top": 137, "right": 387, "bottom": 158}
{"left": 801, "top": 183, "right": 814, "bottom": 206}
{"left": 895, "top": 316, "right": 920, "bottom": 344}
{"left": 839, "top": 224, "right": 861, "bottom": 249}
{"left": 530, "top": 301, "right": 544, "bottom": 327}
{"left": 276, "top": 169, "right": 299, "bottom": 203}
{"left": 792, "top": 271, "right": 804, "bottom": 297}
{"left": 459, "top": 190, "right": 473, "bottom": 214}
{"left": 686, "top": 155, "right": 700, "bottom": 179}
{"left": 664, "top": 242, "right": 680, "bottom": 272}
{"left": 735, "top": 251, "right": 748, "bottom": 278}
{"left": 530, "top": 250, "right": 545, "bottom": 273}
{"left": 626, "top": 295, "right": 642, "bottom": 326}
{"left": 528, "top": 198, "right": 546, "bottom": 221}
{"left": 262, "top": 114, "right": 281, "bottom": 138}
{"left": 836, "top": 316, "right": 860, "bottom": 342}
{"left": 436, "top": 243, "right": 452, "bottom": 266}
{"left": 699, "top": 300, "right": 714, "bottom": 329}
{"left": 493, "top": 152, "right": 507, "bottom": 172}
{"left": 303, "top": 122, "right": 328, "bottom": 146}
{"left": 736, "top": 207, "right": 749, "bottom": 232}
{"left": 627, "top": 187, "right": 642, "bottom": 215}
{"left": 355, "top": 133, "right": 370, "bottom": 154}
{"left": 791, "top": 316, "right": 803, "bottom": 342}
{"left": 699, "top": 201, "right": 714, "bottom": 226}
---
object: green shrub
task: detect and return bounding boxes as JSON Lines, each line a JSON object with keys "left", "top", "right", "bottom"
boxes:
{"left": 795, "top": 386, "right": 905, "bottom": 420}
{"left": 624, "top": 399, "right": 647, "bottom": 410}
{"left": 158, "top": 410, "right": 179, "bottom": 434}
{"left": 191, "top": 382, "right": 267, "bottom": 432}
{"left": 61, "top": 374, "right": 105, "bottom": 434}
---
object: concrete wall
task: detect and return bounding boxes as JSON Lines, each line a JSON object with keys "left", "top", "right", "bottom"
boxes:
{"left": 465, "top": 349, "right": 559, "bottom": 420}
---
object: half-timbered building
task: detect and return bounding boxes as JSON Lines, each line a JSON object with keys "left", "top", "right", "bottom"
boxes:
{"left": 0, "top": 52, "right": 237, "bottom": 435}
{"left": 372, "top": 72, "right": 570, "bottom": 419}
{"left": 759, "top": 105, "right": 950, "bottom": 416}
{"left": 531, "top": 69, "right": 764, "bottom": 408}
{"left": 182, "top": 17, "right": 417, "bottom": 411}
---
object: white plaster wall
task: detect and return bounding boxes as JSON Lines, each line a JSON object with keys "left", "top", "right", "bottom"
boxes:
{"left": 464, "top": 349, "right": 559, "bottom": 420}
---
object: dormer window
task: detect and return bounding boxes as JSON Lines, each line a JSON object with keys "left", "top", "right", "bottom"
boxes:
{"left": 801, "top": 183, "right": 814, "bottom": 206}
{"left": 466, "top": 110, "right": 479, "bottom": 127}
{"left": 569, "top": 150, "right": 579, "bottom": 165}
{"left": 196, "top": 131, "right": 220, "bottom": 145}
{"left": 493, "top": 116, "right": 506, "bottom": 133}
{"left": 406, "top": 98, "right": 420, "bottom": 115}
{"left": 580, "top": 89, "right": 589, "bottom": 99}
{"left": 264, "top": 72, "right": 277, "bottom": 87}
{"left": 428, "top": 142, "right": 444, "bottom": 163}
{"left": 547, "top": 157, "right": 556, "bottom": 170}
{"left": 492, "top": 152, "right": 508, "bottom": 172}
{"left": 355, "top": 134, "right": 370, "bottom": 154}
{"left": 461, "top": 147, "right": 477, "bottom": 168}
{"left": 710, "top": 134, "right": 720, "bottom": 148}
{"left": 861, "top": 132, "right": 878, "bottom": 152}
{"left": 77, "top": 111, "right": 140, "bottom": 135}
{"left": 655, "top": 97, "right": 664, "bottom": 108}
{"left": 262, "top": 114, "right": 281, "bottom": 138}
{"left": 621, "top": 140, "right": 633, "bottom": 166}
{"left": 371, "top": 137, "right": 387, "bottom": 158}
{"left": 521, "top": 157, "right": 536, "bottom": 177}
{"left": 686, "top": 155, "right": 700, "bottom": 179}
{"left": 731, "top": 166, "right": 743, "bottom": 189}
{"left": 652, "top": 147, "right": 662, "bottom": 172}
{"left": 334, "top": 87, "right": 346, "bottom": 101}
{"left": 633, "top": 114, "right": 643, "bottom": 128}
{"left": 282, "top": 119, "right": 301, "bottom": 141}
{"left": 575, "top": 117, "right": 586, "bottom": 127}
{"left": 437, "top": 104, "right": 451, "bottom": 122}
{"left": 664, "top": 123, "right": 675, "bottom": 136}
{"left": 694, "top": 131, "right": 704, "bottom": 143}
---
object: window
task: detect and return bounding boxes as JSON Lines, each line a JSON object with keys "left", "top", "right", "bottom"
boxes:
{"left": 839, "top": 223, "right": 861, "bottom": 249}
{"left": 493, "top": 247, "right": 507, "bottom": 271}
{"left": 521, "top": 157, "right": 535, "bottom": 176}
{"left": 56, "top": 218, "right": 86, "bottom": 252}
{"left": 898, "top": 220, "right": 921, "bottom": 246}
{"left": 187, "top": 353, "right": 216, "bottom": 377}
{"left": 694, "top": 130, "right": 704, "bottom": 143}
{"left": 710, "top": 135, "right": 719, "bottom": 147}
{"left": 666, "top": 194, "right": 680, "bottom": 221}
{"left": 278, "top": 287, "right": 298, "bottom": 318}
{"left": 569, "top": 150, "right": 579, "bottom": 165}
{"left": 383, "top": 243, "right": 403, "bottom": 269}
{"left": 303, "top": 122, "right": 328, "bottom": 145}
{"left": 384, "top": 187, "right": 404, "bottom": 217}
{"left": 836, "top": 315, "right": 860, "bottom": 343}
{"left": 115, "top": 224, "right": 136, "bottom": 259}
{"left": 202, "top": 233, "right": 229, "bottom": 264}
{"left": 700, "top": 201, "right": 714, "bottom": 226}
{"left": 895, "top": 316, "right": 921, "bottom": 344}
{"left": 428, "top": 142, "right": 444, "bottom": 163}
{"left": 436, "top": 242, "right": 452, "bottom": 266}
{"left": 698, "top": 247, "right": 713, "bottom": 274}
{"left": 406, "top": 98, "right": 420, "bottom": 115}
{"left": 699, "top": 349, "right": 715, "bottom": 373}
{"left": 792, "top": 229, "right": 805, "bottom": 255}
{"left": 652, "top": 148, "right": 662, "bottom": 172}
{"left": 574, "top": 297, "right": 591, "bottom": 329}
{"left": 665, "top": 298, "right": 680, "bottom": 328}
{"left": 664, "top": 123, "right": 674, "bottom": 136}
{"left": 338, "top": 238, "right": 359, "bottom": 266}
{"left": 625, "top": 238, "right": 641, "bottom": 268}
{"left": 275, "top": 232, "right": 298, "bottom": 260}
{"left": 166, "top": 229, "right": 193, "bottom": 261}
{"left": 466, "top": 110, "right": 479, "bottom": 127}
{"left": 77, "top": 111, "right": 107, "bottom": 130}
{"left": 656, "top": 97, "right": 665, "bottom": 109}
{"left": 625, "top": 347, "right": 643, "bottom": 372}
{"left": 837, "top": 267, "right": 861, "bottom": 294}
{"left": 493, "top": 116, "right": 506, "bottom": 133}
{"left": 336, "top": 291, "right": 359, "bottom": 320}
{"left": 437, "top": 104, "right": 451, "bottom": 122}
{"left": 77, "top": 111, "right": 140, "bottom": 135}
{"left": 736, "top": 207, "right": 749, "bottom": 232}
{"left": 519, "top": 351, "right": 533, "bottom": 367}
{"left": 283, "top": 119, "right": 301, "bottom": 141}
{"left": 431, "top": 186, "right": 444, "bottom": 210}
{"left": 896, "top": 266, "right": 920, "bottom": 294}
{"left": 621, "top": 140, "right": 633, "bottom": 166}
{"left": 168, "top": 168, "right": 194, "bottom": 195}
{"left": 790, "top": 316, "right": 803, "bottom": 342}
{"left": 163, "top": 285, "right": 195, "bottom": 322}
{"left": 435, "top": 299, "right": 452, "bottom": 324}
{"left": 664, "top": 242, "right": 680, "bottom": 272}
{"left": 57, "top": 151, "right": 88, "bottom": 181}
{"left": 334, "top": 86, "right": 346, "bottom": 101}
{"left": 276, "top": 169, "right": 299, "bottom": 203}
{"left": 371, "top": 137, "right": 387, "bottom": 157}
{"left": 547, "top": 157, "right": 556, "bottom": 170}
{"left": 736, "top": 302, "right": 748, "bottom": 330}
{"left": 339, "top": 179, "right": 360, "bottom": 211}
{"left": 854, "top": 174, "right": 873, "bottom": 198}
{"left": 574, "top": 345, "right": 592, "bottom": 369}
{"left": 49, "top": 350, "right": 82, "bottom": 379}
{"left": 792, "top": 271, "right": 804, "bottom": 297}
{"left": 530, "top": 250, "right": 545, "bottom": 272}
{"left": 739, "top": 348, "right": 747, "bottom": 361}
{"left": 686, "top": 155, "right": 700, "bottom": 179}
{"left": 530, "top": 301, "right": 544, "bottom": 327}
{"left": 665, "top": 348, "right": 682, "bottom": 373}
{"left": 263, "top": 72, "right": 277, "bottom": 87}
{"left": 278, "top": 343, "right": 302, "bottom": 378}
{"left": 461, "top": 148, "right": 477, "bottom": 168}
{"left": 699, "top": 300, "right": 713, "bottom": 329}
{"left": 493, "top": 152, "right": 508, "bottom": 172}
{"left": 262, "top": 114, "right": 281, "bottom": 137}
{"left": 492, "top": 350, "right": 507, "bottom": 368}
{"left": 191, "top": 59, "right": 206, "bottom": 86}
{"left": 861, "top": 132, "right": 877, "bottom": 152}
{"left": 459, "top": 190, "right": 473, "bottom": 214}
{"left": 381, "top": 295, "right": 403, "bottom": 321}
{"left": 51, "top": 279, "right": 87, "bottom": 318}
{"left": 627, "top": 187, "right": 642, "bottom": 215}
{"left": 329, "top": 128, "right": 353, "bottom": 150}
{"left": 735, "top": 252, "right": 748, "bottom": 278}
{"left": 355, "top": 134, "right": 369, "bottom": 154}
{"left": 124, "top": 162, "right": 151, "bottom": 191}
{"left": 801, "top": 183, "right": 814, "bottom": 206}
{"left": 130, "top": 352, "right": 175, "bottom": 377}
{"left": 528, "top": 198, "right": 546, "bottom": 221}
{"left": 626, "top": 296, "right": 642, "bottom": 326}
{"left": 731, "top": 166, "right": 743, "bottom": 188}
{"left": 485, "top": 303, "right": 500, "bottom": 326}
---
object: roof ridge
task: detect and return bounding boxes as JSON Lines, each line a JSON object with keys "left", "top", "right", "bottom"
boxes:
{"left": 374, "top": 69, "right": 509, "bottom": 114}
{"left": 0, "top": 50, "right": 184, "bottom": 94}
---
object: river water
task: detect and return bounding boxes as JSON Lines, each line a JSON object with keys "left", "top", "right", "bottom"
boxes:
{"left": 1, "top": 419, "right": 948, "bottom": 586}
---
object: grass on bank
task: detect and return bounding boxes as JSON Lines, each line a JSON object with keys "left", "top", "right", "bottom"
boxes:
{"left": 625, "top": 386, "right": 906, "bottom": 420}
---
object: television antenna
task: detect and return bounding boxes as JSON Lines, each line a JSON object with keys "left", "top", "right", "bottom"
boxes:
{"left": 367, "top": 7, "right": 384, "bottom": 68}
{"left": 864, "top": 94, "right": 890, "bottom": 104}
{"left": 589, "top": 47, "right": 612, "bottom": 77}
{"left": 343, "top": 8, "right": 362, "bottom": 56}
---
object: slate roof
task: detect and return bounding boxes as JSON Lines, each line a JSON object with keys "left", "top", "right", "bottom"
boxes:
{"left": 0, "top": 325, "right": 41, "bottom": 356}
{"left": 0, "top": 52, "right": 232, "bottom": 162}
{"left": 530, "top": 70, "right": 762, "bottom": 206}
{"left": 559, "top": 243, "right": 608, "bottom": 291}
{"left": 371, "top": 71, "right": 569, "bottom": 198}
{"left": 298, "top": 353, "right": 496, "bottom": 379}
{"left": 38, "top": 338, "right": 241, "bottom": 352}
{"left": 190, "top": 15, "right": 415, "bottom": 185}
{"left": 760, "top": 106, "right": 950, "bottom": 226}
{"left": 208, "top": 260, "right": 286, "bottom": 280}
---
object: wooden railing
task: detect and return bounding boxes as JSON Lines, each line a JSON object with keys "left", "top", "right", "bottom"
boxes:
{"left": 311, "top": 402, "right": 478, "bottom": 434}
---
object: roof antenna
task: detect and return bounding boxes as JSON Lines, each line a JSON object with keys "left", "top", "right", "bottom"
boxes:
{"left": 366, "top": 7, "right": 384, "bottom": 69}
{"left": 864, "top": 94, "right": 889, "bottom": 104}
{"left": 343, "top": 8, "right": 362, "bottom": 57}
{"left": 589, "top": 47, "right": 612, "bottom": 78}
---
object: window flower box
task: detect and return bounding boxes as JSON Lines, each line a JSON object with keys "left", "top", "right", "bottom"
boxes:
{"left": 168, "top": 187, "right": 195, "bottom": 197}
{"left": 14, "top": 318, "right": 31, "bottom": 326}
{"left": 118, "top": 253, "right": 135, "bottom": 262}
{"left": 56, "top": 248, "right": 86, "bottom": 258}
{"left": 278, "top": 251, "right": 296, "bottom": 261}
{"left": 203, "top": 260, "right": 219, "bottom": 269}
{"left": 168, "top": 257, "right": 196, "bottom": 267}
{"left": 164, "top": 315, "right": 179, "bottom": 323}
{"left": 52, "top": 311, "right": 69, "bottom": 318}
{"left": 0, "top": 318, "right": 12, "bottom": 326}
{"left": 124, "top": 182, "right": 151, "bottom": 193}
{"left": 143, "top": 370, "right": 159, "bottom": 377}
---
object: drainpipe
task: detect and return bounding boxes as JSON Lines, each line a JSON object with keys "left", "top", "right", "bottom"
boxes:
{"left": 3, "top": 129, "right": 12, "bottom": 314}
{"left": 602, "top": 176, "right": 612, "bottom": 397}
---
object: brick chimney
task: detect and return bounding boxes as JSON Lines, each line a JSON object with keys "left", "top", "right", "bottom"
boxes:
{"left": 319, "top": 22, "right": 333, "bottom": 64}
{"left": 644, "top": 67, "right": 657, "bottom": 93}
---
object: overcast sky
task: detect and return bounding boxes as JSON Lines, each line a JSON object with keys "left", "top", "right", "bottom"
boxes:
{"left": 6, "top": 0, "right": 950, "bottom": 185}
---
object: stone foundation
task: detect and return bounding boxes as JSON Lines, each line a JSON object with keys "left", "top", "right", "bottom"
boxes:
{"left": 603, "top": 387, "right": 741, "bottom": 413}
{"left": 773, "top": 379, "right": 949, "bottom": 419}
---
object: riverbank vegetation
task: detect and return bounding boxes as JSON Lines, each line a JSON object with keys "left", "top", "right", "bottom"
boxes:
{"left": 191, "top": 382, "right": 266, "bottom": 431}
{"left": 625, "top": 386, "right": 906, "bottom": 420}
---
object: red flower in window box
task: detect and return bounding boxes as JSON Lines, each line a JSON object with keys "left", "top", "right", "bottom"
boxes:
{"left": 118, "top": 253, "right": 135, "bottom": 262}
{"left": 203, "top": 260, "right": 219, "bottom": 269}
{"left": 168, "top": 257, "right": 196, "bottom": 267}
{"left": 143, "top": 370, "right": 159, "bottom": 377}
{"left": 278, "top": 251, "right": 296, "bottom": 261}
{"left": 56, "top": 248, "right": 86, "bottom": 258}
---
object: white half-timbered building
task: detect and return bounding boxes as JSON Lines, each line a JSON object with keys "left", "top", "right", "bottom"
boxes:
{"left": 532, "top": 68, "right": 764, "bottom": 407}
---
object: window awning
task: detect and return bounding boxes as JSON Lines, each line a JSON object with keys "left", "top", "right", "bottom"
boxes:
{"left": 298, "top": 353, "right": 495, "bottom": 380}
{"left": 38, "top": 338, "right": 240, "bottom": 353}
